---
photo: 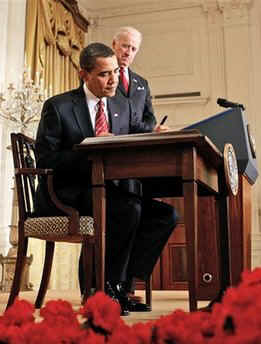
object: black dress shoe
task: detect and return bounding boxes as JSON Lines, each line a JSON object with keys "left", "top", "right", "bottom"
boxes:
{"left": 105, "top": 282, "right": 129, "bottom": 316}
{"left": 105, "top": 282, "right": 117, "bottom": 298}
{"left": 127, "top": 299, "right": 151, "bottom": 312}
{"left": 113, "top": 283, "right": 130, "bottom": 316}
{"left": 114, "top": 282, "right": 151, "bottom": 312}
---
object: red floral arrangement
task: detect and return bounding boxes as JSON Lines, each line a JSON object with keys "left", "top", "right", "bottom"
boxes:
{"left": 1, "top": 268, "right": 261, "bottom": 343}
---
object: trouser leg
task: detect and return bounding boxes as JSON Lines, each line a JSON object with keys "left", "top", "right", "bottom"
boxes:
{"left": 126, "top": 199, "right": 178, "bottom": 282}
{"left": 104, "top": 186, "right": 142, "bottom": 284}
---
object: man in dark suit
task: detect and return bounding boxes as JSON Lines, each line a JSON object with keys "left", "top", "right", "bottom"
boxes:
{"left": 112, "top": 27, "right": 163, "bottom": 299}
{"left": 35, "top": 42, "right": 178, "bottom": 316}
{"left": 112, "top": 26, "right": 156, "bottom": 132}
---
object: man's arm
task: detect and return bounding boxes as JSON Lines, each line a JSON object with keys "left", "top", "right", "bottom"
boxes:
{"left": 35, "top": 99, "right": 89, "bottom": 175}
{"left": 142, "top": 80, "right": 157, "bottom": 132}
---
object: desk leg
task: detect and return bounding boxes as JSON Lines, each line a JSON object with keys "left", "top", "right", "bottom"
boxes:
{"left": 183, "top": 181, "right": 198, "bottom": 311}
{"left": 92, "top": 185, "right": 106, "bottom": 293}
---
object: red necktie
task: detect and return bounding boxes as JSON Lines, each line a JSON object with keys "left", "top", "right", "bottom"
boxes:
{"left": 95, "top": 100, "right": 109, "bottom": 136}
{"left": 120, "top": 67, "right": 129, "bottom": 93}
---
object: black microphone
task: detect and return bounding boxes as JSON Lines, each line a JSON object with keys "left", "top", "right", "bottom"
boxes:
{"left": 217, "top": 98, "right": 245, "bottom": 111}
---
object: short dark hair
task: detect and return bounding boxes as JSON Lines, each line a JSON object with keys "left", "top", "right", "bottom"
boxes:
{"left": 80, "top": 43, "right": 115, "bottom": 72}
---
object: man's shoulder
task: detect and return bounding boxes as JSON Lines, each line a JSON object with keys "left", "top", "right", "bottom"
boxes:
{"left": 129, "top": 69, "right": 147, "bottom": 83}
{"left": 45, "top": 86, "right": 83, "bottom": 105}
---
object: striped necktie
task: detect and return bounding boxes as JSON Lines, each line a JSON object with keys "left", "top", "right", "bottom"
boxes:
{"left": 95, "top": 100, "right": 109, "bottom": 136}
{"left": 120, "top": 67, "right": 129, "bottom": 93}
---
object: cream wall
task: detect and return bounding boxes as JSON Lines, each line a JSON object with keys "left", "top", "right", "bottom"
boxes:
{"left": 1, "top": 0, "right": 261, "bottom": 293}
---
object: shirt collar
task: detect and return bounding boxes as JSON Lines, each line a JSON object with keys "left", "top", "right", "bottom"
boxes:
{"left": 83, "top": 83, "right": 107, "bottom": 107}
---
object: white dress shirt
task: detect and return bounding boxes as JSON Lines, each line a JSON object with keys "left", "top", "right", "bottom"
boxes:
{"left": 83, "top": 83, "right": 109, "bottom": 131}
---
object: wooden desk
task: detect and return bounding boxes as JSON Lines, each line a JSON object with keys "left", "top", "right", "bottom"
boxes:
{"left": 75, "top": 130, "right": 228, "bottom": 311}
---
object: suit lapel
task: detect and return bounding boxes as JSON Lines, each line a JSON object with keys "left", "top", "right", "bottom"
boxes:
{"left": 128, "top": 69, "right": 138, "bottom": 98}
{"left": 108, "top": 99, "right": 121, "bottom": 134}
{"left": 118, "top": 79, "right": 128, "bottom": 96}
{"left": 72, "top": 87, "right": 95, "bottom": 138}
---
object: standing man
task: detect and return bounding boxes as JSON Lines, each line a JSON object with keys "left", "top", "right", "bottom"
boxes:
{"left": 112, "top": 26, "right": 160, "bottom": 299}
{"left": 112, "top": 26, "right": 156, "bottom": 132}
{"left": 35, "top": 42, "right": 178, "bottom": 316}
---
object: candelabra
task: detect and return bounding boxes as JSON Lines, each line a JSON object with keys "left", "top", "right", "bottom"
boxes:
{"left": 0, "top": 67, "right": 46, "bottom": 133}
{"left": 0, "top": 67, "right": 46, "bottom": 292}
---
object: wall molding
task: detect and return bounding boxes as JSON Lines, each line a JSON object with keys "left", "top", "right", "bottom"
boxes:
{"left": 81, "top": 0, "right": 253, "bottom": 21}
{"left": 152, "top": 95, "right": 210, "bottom": 106}
{"left": 85, "top": 0, "right": 204, "bottom": 19}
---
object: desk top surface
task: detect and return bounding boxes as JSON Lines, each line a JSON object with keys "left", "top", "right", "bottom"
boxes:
{"left": 74, "top": 130, "right": 223, "bottom": 165}
{"left": 75, "top": 130, "right": 219, "bottom": 152}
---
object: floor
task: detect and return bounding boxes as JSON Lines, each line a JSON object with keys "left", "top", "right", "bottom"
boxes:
{"left": 0, "top": 290, "right": 209, "bottom": 325}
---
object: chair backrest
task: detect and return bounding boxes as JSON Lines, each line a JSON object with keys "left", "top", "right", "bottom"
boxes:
{"left": 11, "top": 133, "right": 37, "bottom": 221}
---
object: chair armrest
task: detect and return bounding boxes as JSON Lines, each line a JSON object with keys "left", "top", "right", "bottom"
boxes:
{"left": 15, "top": 168, "right": 53, "bottom": 175}
{"left": 15, "top": 168, "right": 80, "bottom": 235}
{"left": 47, "top": 174, "right": 80, "bottom": 235}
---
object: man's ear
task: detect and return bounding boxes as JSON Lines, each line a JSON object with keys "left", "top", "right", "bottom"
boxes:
{"left": 112, "top": 39, "right": 116, "bottom": 49}
{"left": 79, "top": 69, "right": 87, "bottom": 81}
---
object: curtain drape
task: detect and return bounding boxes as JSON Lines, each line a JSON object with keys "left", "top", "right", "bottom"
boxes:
{"left": 25, "top": 0, "right": 86, "bottom": 96}
{"left": 24, "top": 0, "right": 88, "bottom": 291}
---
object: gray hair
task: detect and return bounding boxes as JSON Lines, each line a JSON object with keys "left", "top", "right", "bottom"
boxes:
{"left": 113, "top": 26, "right": 142, "bottom": 44}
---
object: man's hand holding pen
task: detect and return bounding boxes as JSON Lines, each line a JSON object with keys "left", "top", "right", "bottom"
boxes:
{"left": 154, "top": 115, "right": 169, "bottom": 132}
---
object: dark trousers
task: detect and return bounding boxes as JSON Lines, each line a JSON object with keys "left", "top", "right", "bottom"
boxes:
{"left": 79, "top": 183, "right": 178, "bottom": 294}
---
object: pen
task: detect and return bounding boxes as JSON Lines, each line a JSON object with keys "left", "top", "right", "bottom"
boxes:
{"left": 160, "top": 115, "right": 168, "bottom": 125}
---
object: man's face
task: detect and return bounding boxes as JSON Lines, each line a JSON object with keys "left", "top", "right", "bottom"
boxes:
{"left": 112, "top": 32, "right": 141, "bottom": 68}
{"left": 81, "top": 55, "right": 119, "bottom": 98}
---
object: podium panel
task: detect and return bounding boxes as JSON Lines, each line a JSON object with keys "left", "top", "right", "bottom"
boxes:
{"left": 184, "top": 107, "right": 258, "bottom": 285}
{"left": 184, "top": 108, "right": 258, "bottom": 185}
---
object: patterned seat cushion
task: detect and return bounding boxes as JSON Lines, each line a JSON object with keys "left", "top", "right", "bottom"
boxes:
{"left": 24, "top": 216, "right": 94, "bottom": 237}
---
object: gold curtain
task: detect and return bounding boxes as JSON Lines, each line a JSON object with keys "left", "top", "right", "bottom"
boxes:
{"left": 24, "top": 0, "right": 88, "bottom": 292}
{"left": 25, "top": 0, "right": 86, "bottom": 96}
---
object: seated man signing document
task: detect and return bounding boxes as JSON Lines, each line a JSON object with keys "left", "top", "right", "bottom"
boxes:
{"left": 35, "top": 42, "right": 178, "bottom": 316}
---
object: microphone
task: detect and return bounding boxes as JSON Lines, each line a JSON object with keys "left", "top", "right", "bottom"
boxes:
{"left": 217, "top": 98, "right": 245, "bottom": 111}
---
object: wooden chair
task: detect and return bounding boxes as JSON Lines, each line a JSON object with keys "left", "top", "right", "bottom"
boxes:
{"left": 7, "top": 132, "right": 95, "bottom": 309}
{"left": 7, "top": 132, "right": 152, "bottom": 310}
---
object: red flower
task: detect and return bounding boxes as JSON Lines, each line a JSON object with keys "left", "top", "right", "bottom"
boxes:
{"left": 79, "top": 328, "right": 106, "bottom": 344}
{"left": 40, "top": 299, "right": 79, "bottom": 327}
{"left": 241, "top": 268, "right": 261, "bottom": 287}
{"left": 0, "top": 299, "right": 35, "bottom": 326}
{"left": 0, "top": 323, "right": 25, "bottom": 344}
{"left": 55, "top": 325, "right": 85, "bottom": 343}
{"left": 208, "top": 279, "right": 261, "bottom": 342}
{"left": 79, "top": 292, "right": 121, "bottom": 334}
{"left": 131, "top": 322, "right": 154, "bottom": 344}
{"left": 108, "top": 321, "right": 153, "bottom": 344}
{"left": 21, "top": 322, "right": 61, "bottom": 343}
{"left": 154, "top": 309, "right": 211, "bottom": 344}
{"left": 107, "top": 322, "right": 137, "bottom": 344}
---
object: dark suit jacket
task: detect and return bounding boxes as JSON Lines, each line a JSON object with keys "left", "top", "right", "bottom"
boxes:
{"left": 118, "top": 68, "right": 156, "bottom": 132}
{"left": 35, "top": 85, "right": 148, "bottom": 216}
